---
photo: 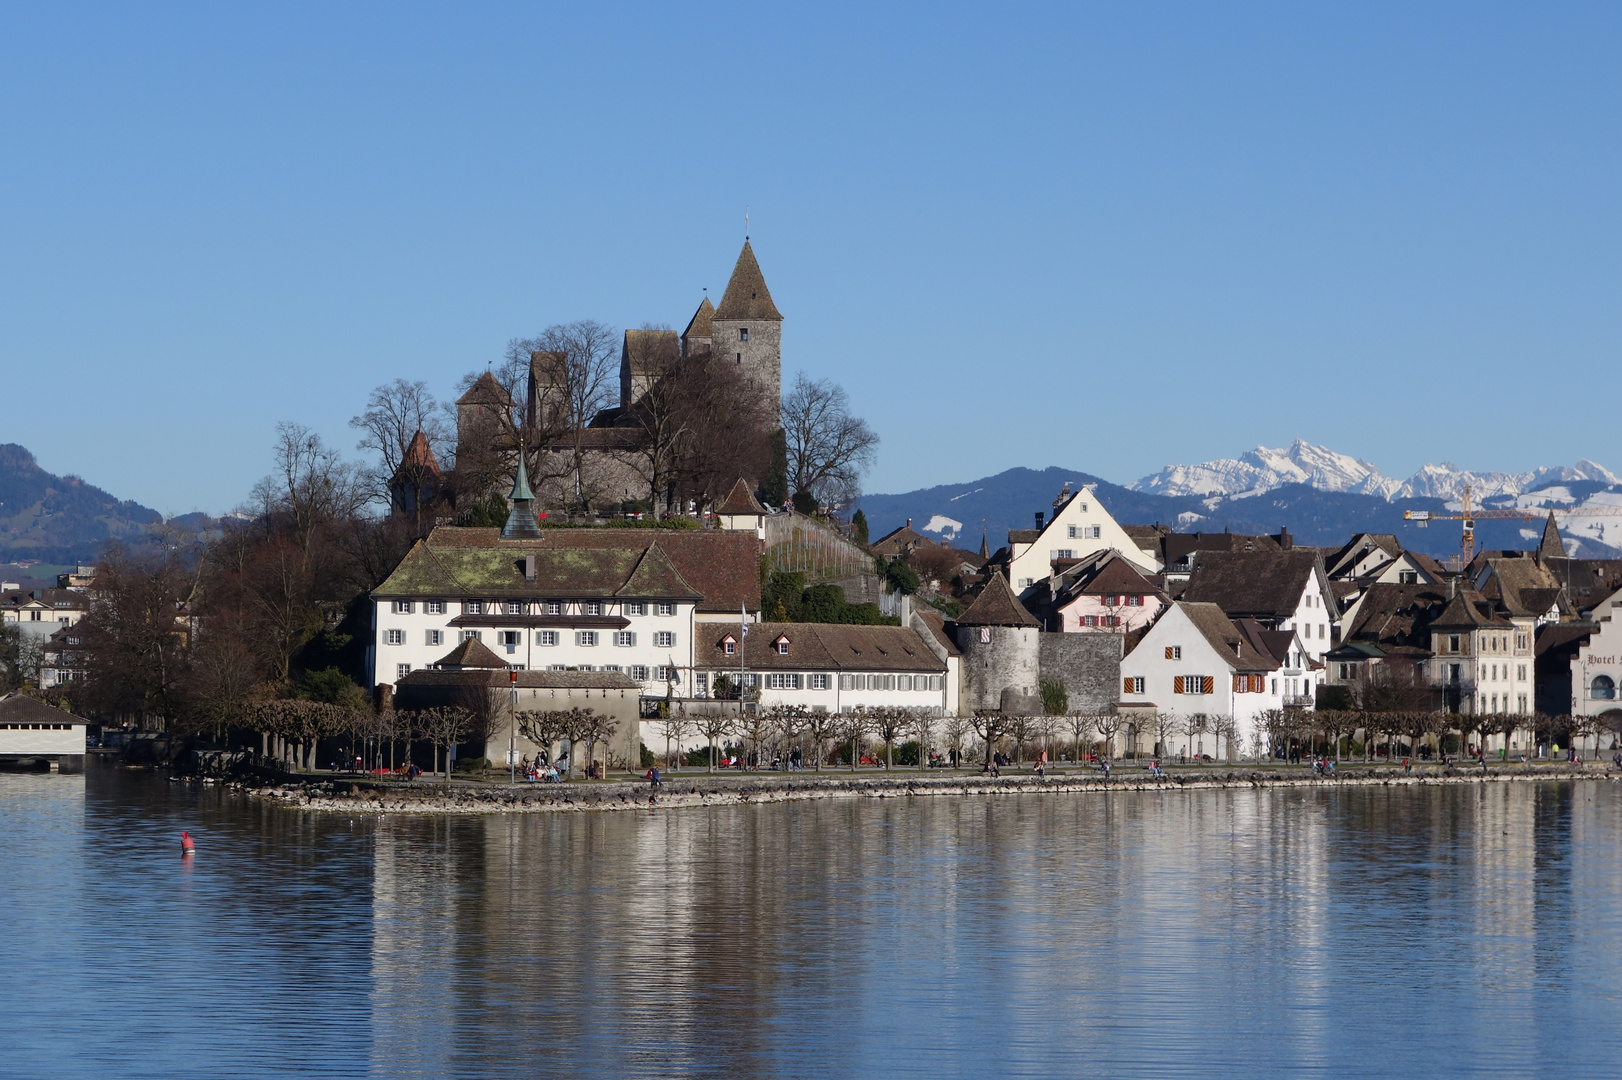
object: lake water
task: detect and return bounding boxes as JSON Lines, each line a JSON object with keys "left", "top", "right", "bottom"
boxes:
{"left": 3, "top": 765, "right": 1621, "bottom": 1079}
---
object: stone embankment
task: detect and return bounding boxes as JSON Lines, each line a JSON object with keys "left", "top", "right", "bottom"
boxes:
{"left": 236, "top": 763, "right": 1619, "bottom": 815}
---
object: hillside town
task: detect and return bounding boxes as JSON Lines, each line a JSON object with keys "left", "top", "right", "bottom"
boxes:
{"left": 7, "top": 240, "right": 1622, "bottom": 775}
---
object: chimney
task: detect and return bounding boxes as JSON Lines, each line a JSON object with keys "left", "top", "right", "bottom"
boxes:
{"left": 907, "top": 518, "right": 912, "bottom": 529}
{"left": 523, "top": 554, "right": 537, "bottom": 581}
{"left": 1035, "top": 512, "right": 1045, "bottom": 530}
{"left": 1278, "top": 527, "right": 1293, "bottom": 551}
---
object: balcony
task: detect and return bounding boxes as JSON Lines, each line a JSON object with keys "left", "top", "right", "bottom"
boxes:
{"left": 1284, "top": 694, "right": 1314, "bottom": 708}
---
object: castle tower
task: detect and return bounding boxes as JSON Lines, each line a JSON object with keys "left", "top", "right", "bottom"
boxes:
{"left": 954, "top": 573, "right": 1042, "bottom": 714}
{"left": 709, "top": 240, "right": 782, "bottom": 420}
{"left": 681, "top": 296, "right": 714, "bottom": 358}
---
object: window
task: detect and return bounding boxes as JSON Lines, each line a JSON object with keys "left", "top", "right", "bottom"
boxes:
{"left": 1083, "top": 616, "right": 1097, "bottom": 627}
{"left": 385, "top": 629, "right": 404, "bottom": 645}
{"left": 739, "top": 327, "right": 749, "bottom": 341}
{"left": 1067, "top": 526, "right": 1079, "bottom": 539}
{"left": 1518, "top": 694, "right": 1527, "bottom": 712}
{"left": 654, "top": 631, "right": 677, "bottom": 648}
{"left": 899, "top": 675, "right": 913, "bottom": 691}
{"left": 614, "top": 631, "right": 636, "bottom": 647}
{"left": 656, "top": 602, "right": 675, "bottom": 616}
{"left": 1124, "top": 676, "right": 1144, "bottom": 694}
{"left": 505, "top": 601, "right": 524, "bottom": 615}
{"left": 548, "top": 664, "right": 567, "bottom": 671}
{"left": 1175, "top": 675, "right": 1212, "bottom": 695}
{"left": 1165, "top": 646, "right": 1182, "bottom": 660}
{"left": 576, "top": 665, "right": 594, "bottom": 672}
{"left": 459, "top": 630, "right": 483, "bottom": 642}
{"left": 774, "top": 637, "right": 789, "bottom": 654}
{"left": 601, "top": 664, "right": 622, "bottom": 673}
{"left": 840, "top": 674, "right": 856, "bottom": 690}
{"left": 1517, "top": 664, "right": 1527, "bottom": 681}
{"left": 624, "top": 601, "right": 645, "bottom": 616}
{"left": 1516, "top": 633, "right": 1528, "bottom": 651}
{"left": 537, "top": 630, "right": 559, "bottom": 646}
{"left": 631, "top": 665, "right": 650, "bottom": 681}
{"left": 1448, "top": 634, "right": 1461, "bottom": 653}
{"left": 426, "top": 629, "right": 443, "bottom": 647}
{"left": 1052, "top": 549, "right": 1075, "bottom": 560}
{"left": 1339, "top": 662, "right": 1351, "bottom": 679}
{"left": 1592, "top": 675, "right": 1615, "bottom": 700}
{"left": 1019, "top": 578, "right": 1034, "bottom": 589}
{"left": 543, "top": 601, "right": 562, "bottom": 616}
{"left": 1319, "top": 624, "right": 1326, "bottom": 640}
{"left": 766, "top": 673, "right": 801, "bottom": 690}
{"left": 392, "top": 600, "right": 414, "bottom": 614}
{"left": 722, "top": 637, "right": 737, "bottom": 655}
{"left": 396, "top": 664, "right": 411, "bottom": 678}
{"left": 1398, "top": 570, "right": 1418, "bottom": 584}
{"left": 499, "top": 631, "right": 521, "bottom": 647}
{"left": 425, "top": 600, "right": 445, "bottom": 615}
{"left": 576, "top": 631, "right": 598, "bottom": 647}
{"left": 583, "top": 601, "right": 602, "bottom": 616}
{"left": 1129, "top": 595, "right": 1143, "bottom": 606}
{"left": 811, "top": 674, "right": 830, "bottom": 690}
{"left": 656, "top": 665, "right": 680, "bottom": 683}
{"left": 465, "top": 600, "right": 484, "bottom": 615}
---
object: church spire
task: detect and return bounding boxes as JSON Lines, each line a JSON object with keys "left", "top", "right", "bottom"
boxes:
{"left": 501, "top": 444, "right": 542, "bottom": 540}
{"left": 1538, "top": 511, "right": 1565, "bottom": 562}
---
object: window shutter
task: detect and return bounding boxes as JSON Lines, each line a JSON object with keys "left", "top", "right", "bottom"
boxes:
{"left": 1124, "top": 677, "right": 1134, "bottom": 694}
{"left": 1165, "top": 647, "right": 1174, "bottom": 660}
{"left": 1202, "top": 676, "right": 1214, "bottom": 695}
{"left": 1233, "top": 674, "right": 1243, "bottom": 693}
{"left": 1174, "top": 676, "right": 1184, "bottom": 694}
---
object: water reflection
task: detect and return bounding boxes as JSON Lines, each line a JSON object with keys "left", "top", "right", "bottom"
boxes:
{"left": 2, "top": 770, "right": 1620, "bottom": 1078}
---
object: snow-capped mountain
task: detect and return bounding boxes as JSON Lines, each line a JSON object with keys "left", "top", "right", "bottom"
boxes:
{"left": 1131, "top": 440, "right": 1617, "bottom": 505}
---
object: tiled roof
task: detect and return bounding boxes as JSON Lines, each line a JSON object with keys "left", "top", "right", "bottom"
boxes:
{"left": 1429, "top": 591, "right": 1514, "bottom": 631}
{"left": 956, "top": 572, "right": 1039, "bottom": 627}
{"left": 433, "top": 637, "right": 508, "bottom": 669}
{"left": 683, "top": 297, "right": 715, "bottom": 343}
{"left": 0, "top": 693, "right": 85, "bottom": 724}
{"left": 1175, "top": 602, "right": 1280, "bottom": 673}
{"left": 1164, "top": 532, "right": 1280, "bottom": 565}
{"left": 622, "top": 329, "right": 680, "bottom": 376}
{"left": 1180, "top": 550, "right": 1326, "bottom": 620}
{"left": 1344, "top": 583, "right": 1452, "bottom": 650}
{"left": 713, "top": 241, "right": 782, "bottom": 321}
{"left": 913, "top": 609, "right": 963, "bottom": 657}
{"left": 400, "top": 430, "right": 440, "bottom": 473}
{"left": 1539, "top": 513, "right": 1566, "bottom": 560}
{"left": 1007, "top": 529, "right": 1040, "bottom": 545}
{"left": 456, "top": 370, "right": 512, "bottom": 406}
{"left": 715, "top": 478, "right": 766, "bottom": 516}
{"left": 870, "top": 524, "right": 923, "bottom": 557}
{"left": 373, "top": 528, "right": 703, "bottom": 602}
{"left": 694, "top": 622, "right": 945, "bottom": 673}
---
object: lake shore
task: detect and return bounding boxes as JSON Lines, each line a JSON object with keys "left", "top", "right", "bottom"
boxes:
{"left": 231, "top": 762, "right": 1621, "bottom": 814}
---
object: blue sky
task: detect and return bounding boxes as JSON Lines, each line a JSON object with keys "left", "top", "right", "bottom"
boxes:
{"left": 4, "top": 3, "right": 1619, "bottom": 515}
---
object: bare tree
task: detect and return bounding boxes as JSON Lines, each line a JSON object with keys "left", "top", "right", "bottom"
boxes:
{"left": 250, "top": 423, "right": 365, "bottom": 556}
{"left": 661, "top": 711, "right": 695, "bottom": 770}
{"left": 523, "top": 320, "right": 620, "bottom": 511}
{"left": 1150, "top": 711, "right": 1179, "bottom": 761}
{"left": 971, "top": 710, "right": 1009, "bottom": 769}
{"left": 944, "top": 714, "right": 973, "bottom": 767}
{"left": 693, "top": 709, "right": 734, "bottom": 772}
{"left": 1068, "top": 713, "right": 1092, "bottom": 762}
{"left": 839, "top": 708, "right": 872, "bottom": 771}
{"left": 1181, "top": 712, "right": 1211, "bottom": 762}
{"left": 910, "top": 709, "right": 936, "bottom": 769}
{"left": 780, "top": 372, "right": 879, "bottom": 512}
{"left": 1093, "top": 712, "right": 1124, "bottom": 762}
{"left": 412, "top": 706, "right": 473, "bottom": 780}
{"left": 581, "top": 709, "right": 620, "bottom": 776}
{"left": 873, "top": 707, "right": 908, "bottom": 770}
{"left": 349, "top": 378, "right": 450, "bottom": 508}
{"left": 516, "top": 709, "right": 568, "bottom": 766}
{"left": 802, "top": 707, "right": 841, "bottom": 771}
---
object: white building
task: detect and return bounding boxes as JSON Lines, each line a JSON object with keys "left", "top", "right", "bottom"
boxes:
{"left": 691, "top": 622, "right": 950, "bottom": 714}
{"left": 1119, "top": 601, "right": 1304, "bottom": 757}
{"left": 0, "top": 693, "right": 86, "bottom": 772}
{"left": 1007, "top": 484, "right": 1161, "bottom": 595}
{"left": 1, "top": 587, "right": 89, "bottom": 640}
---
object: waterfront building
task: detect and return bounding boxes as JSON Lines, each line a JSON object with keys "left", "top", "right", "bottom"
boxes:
{"left": 1005, "top": 484, "right": 1161, "bottom": 595}
{"left": 0, "top": 693, "right": 86, "bottom": 772}
{"left": 691, "top": 621, "right": 950, "bottom": 714}
{"left": 1118, "top": 600, "right": 1300, "bottom": 756}
{"left": 1176, "top": 547, "right": 1338, "bottom": 665}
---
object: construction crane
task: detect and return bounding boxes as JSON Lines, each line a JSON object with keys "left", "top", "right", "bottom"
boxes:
{"left": 1404, "top": 485, "right": 1622, "bottom": 563}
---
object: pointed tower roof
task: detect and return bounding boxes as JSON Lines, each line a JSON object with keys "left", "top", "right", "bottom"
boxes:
{"left": 713, "top": 240, "right": 782, "bottom": 321}
{"left": 1539, "top": 512, "right": 1565, "bottom": 561}
{"left": 457, "top": 370, "right": 512, "bottom": 407}
{"left": 978, "top": 529, "right": 990, "bottom": 562}
{"left": 500, "top": 451, "right": 542, "bottom": 540}
{"left": 715, "top": 477, "right": 767, "bottom": 516}
{"left": 400, "top": 429, "right": 440, "bottom": 474}
{"left": 957, "top": 572, "right": 1040, "bottom": 627}
{"left": 684, "top": 296, "right": 715, "bottom": 340}
{"left": 433, "top": 636, "right": 508, "bottom": 670}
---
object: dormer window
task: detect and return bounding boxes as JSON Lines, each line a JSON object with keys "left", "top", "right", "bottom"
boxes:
{"left": 775, "top": 636, "right": 791, "bottom": 655}
{"left": 721, "top": 635, "right": 737, "bottom": 655}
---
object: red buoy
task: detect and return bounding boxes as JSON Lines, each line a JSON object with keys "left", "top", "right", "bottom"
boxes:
{"left": 180, "top": 831, "right": 195, "bottom": 855}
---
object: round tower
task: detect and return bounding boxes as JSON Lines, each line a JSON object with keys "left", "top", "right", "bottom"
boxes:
{"left": 954, "top": 573, "right": 1041, "bottom": 713}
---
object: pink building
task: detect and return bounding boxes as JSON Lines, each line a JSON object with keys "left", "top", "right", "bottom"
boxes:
{"left": 1050, "top": 551, "right": 1167, "bottom": 634}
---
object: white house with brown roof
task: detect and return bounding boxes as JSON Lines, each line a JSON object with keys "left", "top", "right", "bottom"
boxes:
{"left": 1178, "top": 549, "right": 1337, "bottom": 665}
{"left": 1120, "top": 601, "right": 1303, "bottom": 757}
{"left": 1007, "top": 485, "right": 1160, "bottom": 596}
{"left": 1047, "top": 550, "right": 1167, "bottom": 634}
{"left": 692, "top": 622, "right": 950, "bottom": 714}
{"left": 2, "top": 588, "right": 89, "bottom": 640}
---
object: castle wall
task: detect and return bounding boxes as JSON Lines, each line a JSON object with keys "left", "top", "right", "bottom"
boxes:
{"left": 1038, "top": 633, "right": 1123, "bottom": 715}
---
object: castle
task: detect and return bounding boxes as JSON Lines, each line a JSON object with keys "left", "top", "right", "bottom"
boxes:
{"left": 443, "top": 240, "right": 785, "bottom": 515}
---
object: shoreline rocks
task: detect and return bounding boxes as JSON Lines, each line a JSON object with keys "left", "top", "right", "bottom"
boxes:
{"left": 229, "top": 764, "right": 1620, "bottom": 815}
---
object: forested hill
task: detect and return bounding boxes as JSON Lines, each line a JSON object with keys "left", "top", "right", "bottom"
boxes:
{"left": 0, "top": 444, "right": 162, "bottom": 563}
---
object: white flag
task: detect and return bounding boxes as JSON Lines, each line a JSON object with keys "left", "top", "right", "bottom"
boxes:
{"left": 741, "top": 603, "right": 749, "bottom": 637}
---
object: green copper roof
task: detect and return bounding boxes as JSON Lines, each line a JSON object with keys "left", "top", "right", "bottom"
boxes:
{"left": 373, "top": 532, "right": 701, "bottom": 600}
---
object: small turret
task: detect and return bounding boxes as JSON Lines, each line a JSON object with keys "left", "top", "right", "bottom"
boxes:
{"left": 500, "top": 448, "right": 542, "bottom": 540}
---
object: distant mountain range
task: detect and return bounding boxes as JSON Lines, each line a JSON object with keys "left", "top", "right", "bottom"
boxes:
{"left": 0, "top": 444, "right": 166, "bottom": 563}
{"left": 1129, "top": 438, "right": 1618, "bottom": 503}
{"left": 859, "top": 442, "right": 1622, "bottom": 560}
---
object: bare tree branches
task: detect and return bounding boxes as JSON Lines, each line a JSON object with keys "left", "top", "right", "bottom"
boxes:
{"left": 349, "top": 379, "right": 451, "bottom": 507}
{"left": 780, "top": 372, "right": 878, "bottom": 511}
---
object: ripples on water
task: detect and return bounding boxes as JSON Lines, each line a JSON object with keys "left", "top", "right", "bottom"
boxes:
{"left": 2, "top": 767, "right": 1620, "bottom": 1079}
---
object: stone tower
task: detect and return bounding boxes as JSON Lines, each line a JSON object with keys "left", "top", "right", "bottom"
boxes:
{"left": 954, "top": 573, "right": 1042, "bottom": 714}
{"left": 708, "top": 240, "right": 782, "bottom": 419}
